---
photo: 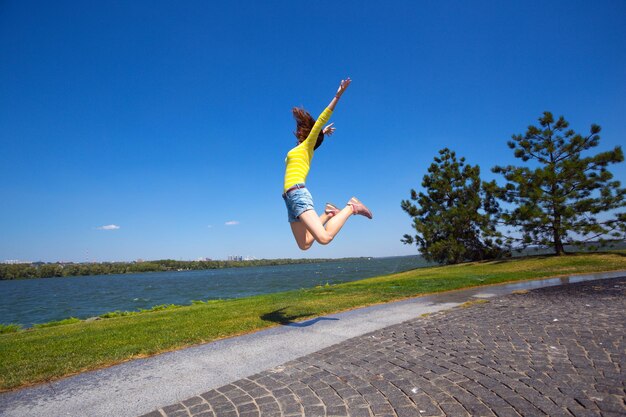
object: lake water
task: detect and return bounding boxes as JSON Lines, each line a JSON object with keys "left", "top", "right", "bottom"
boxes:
{"left": 0, "top": 256, "right": 431, "bottom": 327}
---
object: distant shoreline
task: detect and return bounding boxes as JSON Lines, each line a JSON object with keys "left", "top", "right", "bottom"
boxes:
{"left": 0, "top": 256, "right": 399, "bottom": 281}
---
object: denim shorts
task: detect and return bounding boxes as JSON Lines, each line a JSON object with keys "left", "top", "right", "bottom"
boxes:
{"left": 283, "top": 184, "right": 315, "bottom": 223}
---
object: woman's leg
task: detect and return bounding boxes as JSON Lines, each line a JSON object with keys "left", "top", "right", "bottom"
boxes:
{"left": 323, "top": 205, "right": 353, "bottom": 235}
{"left": 290, "top": 211, "right": 333, "bottom": 250}
{"left": 298, "top": 205, "right": 353, "bottom": 246}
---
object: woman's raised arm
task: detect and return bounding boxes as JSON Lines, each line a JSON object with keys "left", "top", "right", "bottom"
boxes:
{"left": 328, "top": 78, "right": 351, "bottom": 111}
{"left": 301, "top": 78, "right": 352, "bottom": 151}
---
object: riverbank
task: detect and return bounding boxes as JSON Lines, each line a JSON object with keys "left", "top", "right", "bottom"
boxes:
{"left": 0, "top": 256, "right": 427, "bottom": 327}
{"left": 1, "top": 251, "right": 625, "bottom": 391}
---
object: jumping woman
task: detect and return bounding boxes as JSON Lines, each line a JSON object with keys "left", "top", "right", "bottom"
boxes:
{"left": 283, "top": 78, "right": 373, "bottom": 250}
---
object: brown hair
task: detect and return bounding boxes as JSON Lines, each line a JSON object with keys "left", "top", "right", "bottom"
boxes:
{"left": 292, "top": 107, "right": 324, "bottom": 150}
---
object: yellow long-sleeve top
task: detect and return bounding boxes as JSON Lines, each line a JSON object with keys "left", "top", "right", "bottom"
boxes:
{"left": 283, "top": 107, "right": 333, "bottom": 192}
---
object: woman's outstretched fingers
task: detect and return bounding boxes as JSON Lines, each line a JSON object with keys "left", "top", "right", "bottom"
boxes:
{"left": 336, "top": 78, "right": 351, "bottom": 97}
{"left": 323, "top": 123, "right": 336, "bottom": 136}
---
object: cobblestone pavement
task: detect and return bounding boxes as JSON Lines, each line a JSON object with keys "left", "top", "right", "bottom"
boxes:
{"left": 141, "top": 278, "right": 626, "bottom": 417}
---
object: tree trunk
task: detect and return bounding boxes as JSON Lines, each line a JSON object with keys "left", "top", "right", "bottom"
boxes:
{"left": 550, "top": 176, "right": 565, "bottom": 256}
{"left": 554, "top": 233, "right": 565, "bottom": 255}
{"left": 553, "top": 216, "right": 565, "bottom": 255}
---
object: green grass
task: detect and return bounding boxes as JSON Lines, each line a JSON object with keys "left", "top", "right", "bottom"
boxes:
{"left": 0, "top": 324, "right": 22, "bottom": 334}
{"left": 98, "top": 303, "right": 183, "bottom": 319}
{"left": 32, "top": 317, "right": 81, "bottom": 329}
{"left": 1, "top": 251, "right": 625, "bottom": 391}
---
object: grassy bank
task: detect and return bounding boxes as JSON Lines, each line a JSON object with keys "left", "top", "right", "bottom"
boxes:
{"left": 1, "top": 252, "right": 625, "bottom": 391}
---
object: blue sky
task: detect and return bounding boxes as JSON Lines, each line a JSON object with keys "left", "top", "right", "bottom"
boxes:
{"left": 1, "top": 1, "right": 625, "bottom": 262}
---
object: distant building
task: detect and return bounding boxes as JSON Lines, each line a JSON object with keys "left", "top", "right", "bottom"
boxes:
{"left": 227, "top": 255, "right": 243, "bottom": 261}
{"left": 2, "top": 259, "right": 30, "bottom": 265}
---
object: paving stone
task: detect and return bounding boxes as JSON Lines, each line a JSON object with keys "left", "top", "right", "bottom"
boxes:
{"left": 163, "top": 411, "right": 190, "bottom": 417}
{"left": 368, "top": 402, "right": 394, "bottom": 415}
{"left": 238, "top": 402, "right": 259, "bottom": 413}
{"left": 596, "top": 394, "right": 626, "bottom": 413}
{"left": 301, "top": 405, "right": 325, "bottom": 416}
{"left": 297, "top": 395, "right": 322, "bottom": 407}
{"left": 162, "top": 404, "right": 185, "bottom": 414}
{"left": 138, "top": 278, "right": 625, "bottom": 417}
{"left": 181, "top": 397, "right": 204, "bottom": 408}
{"left": 199, "top": 391, "right": 221, "bottom": 402}
{"left": 188, "top": 403, "right": 211, "bottom": 415}
{"left": 256, "top": 395, "right": 277, "bottom": 405}
{"left": 278, "top": 401, "right": 302, "bottom": 415}
{"left": 325, "top": 405, "right": 348, "bottom": 416}
{"left": 211, "top": 405, "right": 236, "bottom": 416}
{"left": 346, "top": 407, "right": 371, "bottom": 417}
{"left": 139, "top": 411, "right": 164, "bottom": 417}
{"left": 193, "top": 412, "right": 213, "bottom": 417}
{"left": 258, "top": 403, "right": 282, "bottom": 415}
{"left": 492, "top": 406, "right": 521, "bottom": 417}
{"left": 394, "top": 406, "right": 420, "bottom": 417}
{"left": 214, "top": 410, "right": 237, "bottom": 417}
{"left": 439, "top": 401, "right": 471, "bottom": 417}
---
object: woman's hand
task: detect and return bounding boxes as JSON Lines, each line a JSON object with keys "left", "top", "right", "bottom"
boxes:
{"left": 335, "top": 78, "right": 351, "bottom": 98}
{"left": 328, "top": 77, "right": 351, "bottom": 111}
{"left": 323, "top": 123, "right": 336, "bottom": 136}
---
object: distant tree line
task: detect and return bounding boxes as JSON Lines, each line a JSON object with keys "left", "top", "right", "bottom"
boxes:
{"left": 0, "top": 258, "right": 353, "bottom": 280}
{"left": 402, "top": 112, "right": 626, "bottom": 264}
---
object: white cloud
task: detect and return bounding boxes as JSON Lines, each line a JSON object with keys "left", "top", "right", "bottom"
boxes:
{"left": 225, "top": 220, "right": 239, "bottom": 226}
{"left": 97, "top": 224, "right": 120, "bottom": 230}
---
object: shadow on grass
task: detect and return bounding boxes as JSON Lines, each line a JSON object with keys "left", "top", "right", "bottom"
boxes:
{"left": 260, "top": 307, "right": 339, "bottom": 327}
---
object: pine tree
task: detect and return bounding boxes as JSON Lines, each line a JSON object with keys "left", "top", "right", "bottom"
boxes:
{"left": 401, "top": 148, "right": 506, "bottom": 264}
{"left": 491, "top": 112, "right": 626, "bottom": 254}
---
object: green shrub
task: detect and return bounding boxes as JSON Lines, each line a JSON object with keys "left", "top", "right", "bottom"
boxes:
{"left": 142, "top": 304, "right": 182, "bottom": 312}
{"left": 0, "top": 323, "right": 22, "bottom": 334}
{"left": 99, "top": 311, "right": 135, "bottom": 319}
{"left": 33, "top": 317, "right": 81, "bottom": 329}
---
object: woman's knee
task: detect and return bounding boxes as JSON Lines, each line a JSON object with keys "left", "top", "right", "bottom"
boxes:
{"left": 316, "top": 233, "right": 334, "bottom": 245}
{"left": 297, "top": 241, "right": 313, "bottom": 251}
